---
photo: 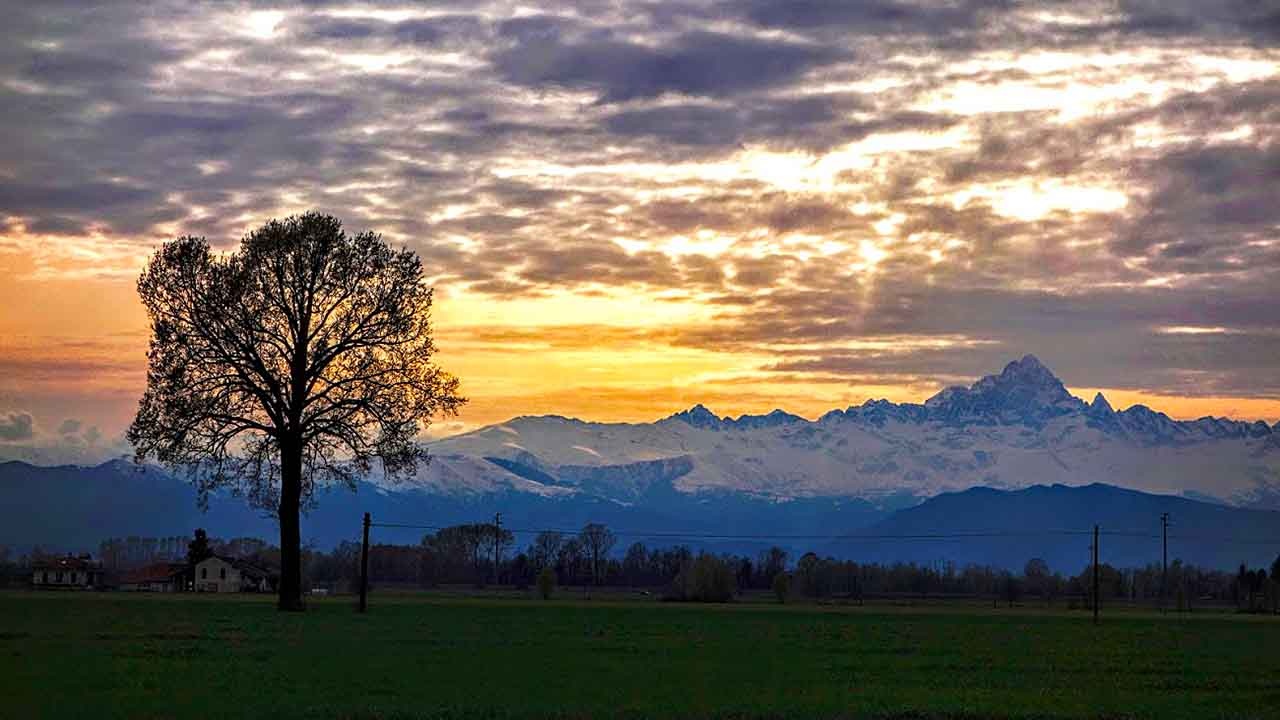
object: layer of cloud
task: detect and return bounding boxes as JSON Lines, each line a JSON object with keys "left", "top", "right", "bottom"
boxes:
{"left": 0, "top": 0, "right": 1278, "bottom": 435}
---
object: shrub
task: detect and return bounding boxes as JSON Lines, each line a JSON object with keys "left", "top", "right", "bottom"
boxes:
{"left": 536, "top": 566, "right": 556, "bottom": 600}
{"left": 772, "top": 572, "right": 791, "bottom": 604}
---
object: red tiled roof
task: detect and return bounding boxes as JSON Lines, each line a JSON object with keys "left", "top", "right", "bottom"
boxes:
{"left": 120, "top": 563, "right": 186, "bottom": 584}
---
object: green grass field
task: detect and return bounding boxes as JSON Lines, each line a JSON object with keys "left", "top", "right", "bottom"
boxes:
{"left": 2, "top": 591, "right": 1277, "bottom": 719}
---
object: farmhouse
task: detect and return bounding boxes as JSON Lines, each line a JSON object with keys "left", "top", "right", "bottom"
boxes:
{"left": 119, "top": 562, "right": 189, "bottom": 592}
{"left": 32, "top": 554, "right": 103, "bottom": 590}
{"left": 194, "top": 555, "right": 274, "bottom": 593}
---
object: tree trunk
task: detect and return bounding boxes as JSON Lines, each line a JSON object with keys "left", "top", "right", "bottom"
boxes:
{"left": 278, "top": 436, "right": 305, "bottom": 612}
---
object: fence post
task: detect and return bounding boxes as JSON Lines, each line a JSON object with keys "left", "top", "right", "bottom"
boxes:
{"left": 359, "top": 512, "right": 371, "bottom": 613}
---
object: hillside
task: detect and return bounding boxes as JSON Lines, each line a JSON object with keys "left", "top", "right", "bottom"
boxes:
{"left": 0, "top": 459, "right": 888, "bottom": 555}
{"left": 832, "top": 483, "right": 1280, "bottom": 572}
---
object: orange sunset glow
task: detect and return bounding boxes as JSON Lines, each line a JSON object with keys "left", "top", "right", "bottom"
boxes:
{"left": 2, "top": 1, "right": 1279, "bottom": 464}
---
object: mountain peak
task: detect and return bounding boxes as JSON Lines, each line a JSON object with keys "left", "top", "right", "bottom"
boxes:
{"left": 923, "top": 354, "right": 1082, "bottom": 425}
{"left": 1014, "top": 353, "right": 1047, "bottom": 370}
{"left": 999, "top": 354, "right": 1058, "bottom": 384}
{"left": 1090, "top": 392, "right": 1114, "bottom": 414}
{"left": 729, "top": 408, "right": 805, "bottom": 429}
{"left": 665, "top": 404, "right": 724, "bottom": 429}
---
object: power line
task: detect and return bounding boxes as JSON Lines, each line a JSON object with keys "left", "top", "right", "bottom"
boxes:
{"left": 371, "top": 521, "right": 1094, "bottom": 540}
{"left": 365, "top": 520, "right": 1277, "bottom": 547}
{"left": 1166, "top": 533, "right": 1277, "bottom": 546}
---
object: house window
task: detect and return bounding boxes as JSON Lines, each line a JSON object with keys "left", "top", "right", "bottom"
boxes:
{"left": 201, "top": 568, "right": 207, "bottom": 579}
{"left": 220, "top": 568, "right": 226, "bottom": 580}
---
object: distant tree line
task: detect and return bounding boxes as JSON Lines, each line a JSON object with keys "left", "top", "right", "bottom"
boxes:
{"left": 306, "top": 521, "right": 1280, "bottom": 611}
{"left": 5, "top": 523, "right": 1278, "bottom": 612}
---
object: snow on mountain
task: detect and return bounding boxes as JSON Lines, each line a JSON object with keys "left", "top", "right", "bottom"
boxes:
{"left": 419, "top": 355, "right": 1280, "bottom": 510}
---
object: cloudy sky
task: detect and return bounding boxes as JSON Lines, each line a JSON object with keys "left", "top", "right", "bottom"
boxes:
{"left": 1, "top": 0, "right": 1278, "bottom": 457}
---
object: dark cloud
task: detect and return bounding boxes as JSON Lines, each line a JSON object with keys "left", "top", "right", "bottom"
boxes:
{"left": 1, "top": 0, "right": 1278, "bottom": 416}
{"left": 0, "top": 181, "right": 154, "bottom": 215}
{"left": 1108, "top": 1, "right": 1280, "bottom": 44}
{"left": 1117, "top": 143, "right": 1280, "bottom": 268}
{"left": 602, "top": 93, "right": 890, "bottom": 150}
{"left": 734, "top": 0, "right": 1005, "bottom": 36}
{"left": 289, "top": 13, "right": 483, "bottom": 44}
{"left": 605, "top": 104, "right": 744, "bottom": 146}
{"left": 493, "top": 31, "right": 846, "bottom": 102}
{"left": 293, "top": 17, "right": 389, "bottom": 41}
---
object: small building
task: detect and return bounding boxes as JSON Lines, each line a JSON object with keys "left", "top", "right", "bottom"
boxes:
{"left": 119, "top": 562, "right": 188, "bottom": 592}
{"left": 32, "top": 554, "right": 103, "bottom": 590}
{"left": 194, "top": 555, "right": 274, "bottom": 593}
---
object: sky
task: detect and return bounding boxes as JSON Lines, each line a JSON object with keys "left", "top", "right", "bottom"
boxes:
{"left": 1, "top": 0, "right": 1278, "bottom": 461}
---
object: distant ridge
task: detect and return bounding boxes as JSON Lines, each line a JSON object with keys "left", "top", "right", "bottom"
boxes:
{"left": 2, "top": 460, "right": 1277, "bottom": 571}
{"left": 835, "top": 482, "right": 1280, "bottom": 572}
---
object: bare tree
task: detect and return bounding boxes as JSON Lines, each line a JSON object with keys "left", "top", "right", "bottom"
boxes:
{"left": 128, "top": 213, "right": 464, "bottom": 610}
{"left": 530, "top": 531, "right": 564, "bottom": 572}
{"left": 556, "top": 538, "right": 584, "bottom": 586}
{"left": 579, "top": 523, "right": 616, "bottom": 587}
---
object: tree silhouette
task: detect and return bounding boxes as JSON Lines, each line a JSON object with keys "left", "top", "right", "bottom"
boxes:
{"left": 1273, "top": 554, "right": 1280, "bottom": 613}
{"left": 186, "top": 528, "right": 213, "bottom": 566}
{"left": 579, "top": 523, "right": 616, "bottom": 588}
{"left": 128, "top": 213, "right": 464, "bottom": 610}
{"left": 530, "top": 531, "right": 564, "bottom": 574}
{"left": 1024, "top": 557, "right": 1049, "bottom": 601}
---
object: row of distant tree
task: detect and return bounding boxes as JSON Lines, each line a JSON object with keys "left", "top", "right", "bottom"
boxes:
{"left": 317, "top": 521, "right": 1280, "bottom": 611}
{"left": 2, "top": 523, "right": 1277, "bottom": 611}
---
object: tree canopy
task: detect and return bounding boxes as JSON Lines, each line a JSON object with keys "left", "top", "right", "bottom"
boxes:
{"left": 129, "top": 212, "right": 464, "bottom": 609}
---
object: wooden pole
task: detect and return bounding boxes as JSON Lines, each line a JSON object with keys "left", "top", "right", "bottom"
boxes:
{"left": 1093, "top": 524, "right": 1100, "bottom": 626}
{"left": 1161, "top": 512, "right": 1170, "bottom": 613}
{"left": 359, "top": 512, "right": 371, "bottom": 613}
{"left": 493, "top": 512, "right": 502, "bottom": 587}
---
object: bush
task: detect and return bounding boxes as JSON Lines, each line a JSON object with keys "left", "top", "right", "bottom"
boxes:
{"left": 772, "top": 572, "right": 791, "bottom": 604}
{"left": 536, "top": 566, "right": 556, "bottom": 600}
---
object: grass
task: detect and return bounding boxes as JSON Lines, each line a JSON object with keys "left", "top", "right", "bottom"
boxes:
{"left": 1, "top": 590, "right": 1278, "bottom": 719}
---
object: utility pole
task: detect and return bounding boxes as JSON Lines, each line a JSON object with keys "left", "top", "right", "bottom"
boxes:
{"left": 359, "top": 512, "right": 371, "bottom": 613}
{"left": 1160, "top": 512, "right": 1170, "bottom": 612}
{"left": 1092, "top": 524, "right": 1100, "bottom": 626}
{"left": 493, "top": 512, "right": 502, "bottom": 587}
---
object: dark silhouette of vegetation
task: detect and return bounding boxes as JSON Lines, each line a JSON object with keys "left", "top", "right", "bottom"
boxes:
{"left": 186, "top": 528, "right": 213, "bottom": 566}
{"left": 1237, "top": 563, "right": 1272, "bottom": 613}
{"left": 664, "top": 552, "right": 735, "bottom": 602}
{"left": 579, "top": 523, "right": 616, "bottom": 587}
{"left": 8, "top": 521, "right": 1277, "bottom": 611}
{"left": 536, "top": 566, "right": 556, "bottom": 600}
{"left": 772, "top": 571, "right": 791, "bottom": 603}
{"left": 530, "top": 531, "right": 563, "bottom": 576}
{"left": 128, "top": 212, "right": 464, "bottom": 610}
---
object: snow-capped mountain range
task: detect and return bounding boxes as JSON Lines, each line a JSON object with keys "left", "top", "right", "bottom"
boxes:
{"left": 4, "top": 355, "right": 1279, "bottom": 567}
{"left": 417, "top": 355, "right": 1280, "bottom": 510}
